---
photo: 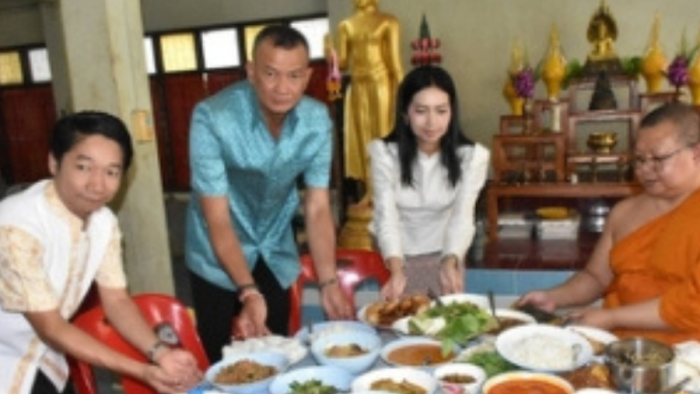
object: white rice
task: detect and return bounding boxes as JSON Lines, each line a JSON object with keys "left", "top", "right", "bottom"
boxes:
{"left": 510, "top": 334, "right": 574, "bottom": 370}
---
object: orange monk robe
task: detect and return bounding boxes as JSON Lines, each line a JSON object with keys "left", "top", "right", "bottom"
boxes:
{"left": 606, "top": 187, "right": 700, "bottom": 345}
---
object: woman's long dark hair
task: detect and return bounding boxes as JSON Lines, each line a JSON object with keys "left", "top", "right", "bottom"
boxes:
{"left": 383, "top": 66, "right": 474, "bottom": 188}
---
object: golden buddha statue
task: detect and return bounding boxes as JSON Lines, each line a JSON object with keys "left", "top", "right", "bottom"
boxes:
{"left": 335, "top": 0, "right": 404, "bottom": 194}
{"left": 584, "top": 0, "right": 622, "bottom": 75}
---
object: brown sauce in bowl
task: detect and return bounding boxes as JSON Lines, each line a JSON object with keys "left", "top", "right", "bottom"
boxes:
{"left": 488, "top": 379, "right": 568, "bottom": 394}
{"left": 387, "top": 344, "right": 455, "bottom": 366}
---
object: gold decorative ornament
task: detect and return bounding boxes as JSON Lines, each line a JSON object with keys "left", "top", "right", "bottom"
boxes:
{"left": 503, "top": 38, "right": 526, "bottom": 115}
{"left": 587, "top": 132, "right": 617, "bottom": 154}
{"left": 541, "top": 24, "right": 567, "bottom": 102}
{"left": 688, "top": 25, "right": 700, "bottom": 106}
{"left": 641, "top": 13, "right": 668, "bottom": 93}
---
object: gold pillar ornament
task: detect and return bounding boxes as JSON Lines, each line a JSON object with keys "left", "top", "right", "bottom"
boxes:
{"left": 641, "top": 13, "right": 668, "bottom": 94}
{"left": 541, "top": 24, "right": 567, "bottom": 102}
{"left": 503, "top": 38, "right": 526, "bottom": 115}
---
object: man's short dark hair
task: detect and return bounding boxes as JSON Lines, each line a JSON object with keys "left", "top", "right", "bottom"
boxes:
{"left": 50, "top": 111, "right": 134, "bottom": 170}
{"left": 641, "top": 102, "right": 700, "bottom": 146}
{"left": 252, "top": 25, "right": 309, "bottom": 56}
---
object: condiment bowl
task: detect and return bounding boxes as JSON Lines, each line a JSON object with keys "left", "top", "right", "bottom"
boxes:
{"left": 434, "top": 363, "right": 487, "bottom": 394}
{"left": 605, "top": 337, "right": 675, "bottom": 394}
{"left": 311, "top": 330, "right": 381, "bottom": 374}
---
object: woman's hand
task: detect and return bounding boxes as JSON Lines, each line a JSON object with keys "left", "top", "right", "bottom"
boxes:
{"left": 381, "top": 270, "right": 407, "bottom": 301}
{"left": 439, "top": 255, "right": 463, "bottom": 294}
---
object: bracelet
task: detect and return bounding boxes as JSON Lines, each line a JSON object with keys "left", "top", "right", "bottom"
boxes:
{"left": 318, "top": 276, "right": 338, "bottom": 289}
{"left": 237, "top": 283, "right": 258, "bottom": 292}
{"left": 239, "top": 288, "right": 263, "bottom": 304}
{"left": 146, "top": 340, "right": 169, "bottom": 364}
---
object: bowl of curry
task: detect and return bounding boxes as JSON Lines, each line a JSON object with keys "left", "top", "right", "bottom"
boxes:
{"left": 482, "top": 371, "right": 574, "bottom": 394}
{"left": 381, "top": 337, "right": 457, "bottom": 370}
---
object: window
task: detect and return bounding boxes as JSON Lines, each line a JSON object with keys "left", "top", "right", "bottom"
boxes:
{"left": 244, "top": 24, "right": 269, "bottom": 62}
{"left": 28, "top": 48, "right": 51, "bottom": 83}
{"left": 291, "top": 18, "right": 330, "bottom": 60}
{"left": 202, "top": 28, "right": 240, "bottom": 69}
{"left": 0, "top": 51, "right": 23, "bottom": 85}
{"left": 143, "top": 37, "right": 157, "bottom": 74}
{"left": 160, "top": 33, "right": 197, "bottom": 73}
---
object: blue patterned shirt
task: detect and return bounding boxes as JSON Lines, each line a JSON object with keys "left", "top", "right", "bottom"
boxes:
{"left": 185, "top": 80, "right": 332, "bottom": 290}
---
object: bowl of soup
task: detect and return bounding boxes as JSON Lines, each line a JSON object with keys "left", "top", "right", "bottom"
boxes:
{"left": 381, "top": 337, "right": 457, "bottom": 370}
{"left": 311, "top": 330, "right": 382, "bottom": 374}
{"left": 482, "top": 371, "right": 574, "bottom": 394}
{"left": 433, "top": 363, "right": 486, "bottom": 394}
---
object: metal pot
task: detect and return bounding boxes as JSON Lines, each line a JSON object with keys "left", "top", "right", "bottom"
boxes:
{"left": 605, "top": 337, "right": 675, "bottom": 394}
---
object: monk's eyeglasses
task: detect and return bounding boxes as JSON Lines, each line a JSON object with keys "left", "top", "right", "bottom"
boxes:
{"left": 633, "top": 144, "right": 692, "bottom": 172}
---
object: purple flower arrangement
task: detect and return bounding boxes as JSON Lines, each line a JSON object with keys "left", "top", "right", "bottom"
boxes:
{"left": 514, "top": 67, "right": 536, "bottom": 98}
{"left": 667, "top": 55, "right": 689, "bottom": 89}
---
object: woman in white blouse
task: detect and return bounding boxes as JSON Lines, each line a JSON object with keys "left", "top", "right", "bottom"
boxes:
{"left": 369, "top": 66, "right": 490, "bottom": 300}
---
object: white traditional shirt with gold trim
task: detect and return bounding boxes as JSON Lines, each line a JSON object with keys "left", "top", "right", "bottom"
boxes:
{"left": 0, "top": 180, "right": 127, "bottom": 394}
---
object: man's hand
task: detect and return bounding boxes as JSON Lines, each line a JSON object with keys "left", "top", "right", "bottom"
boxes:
{"left": 320, "top": 283, "right": 353, "bottom": 320}
{"left": 234, "top": 294, "right": 271, "bottom": 338}
{"left": 566, "top": 307, "right": 615, "bottom": 330}
{"left": 153, "top": 348, "right": 202, "bottom": 391}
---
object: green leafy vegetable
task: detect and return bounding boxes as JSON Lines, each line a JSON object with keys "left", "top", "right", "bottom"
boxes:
{"left": 408, "top": 302, "right": 497, "bottom": 355}
{"left": 289, "top": 379, "right": 338, "bottom": 394}
{"left": 465, "top": 350, "right": 517, "bottom": 377}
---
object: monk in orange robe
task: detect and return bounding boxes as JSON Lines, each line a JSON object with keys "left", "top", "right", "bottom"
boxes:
{"left": 519, "top": 102, "right": 700, "bottom": 345}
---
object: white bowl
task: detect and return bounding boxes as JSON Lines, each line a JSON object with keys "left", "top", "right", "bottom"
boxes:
{"left": 482, "top": 308, "right": 537, "bottom": 336}
{"left": 433, "top": 363, "right": 487, "bottom": 394}
{"left": 495, "top": 324, "right": 593, "bottom": 373}
{"left": 269, "top": 365, "right": 353, "bottom": 394}
{"left": 205, "top": 351, "right": 289, "bottom": 394}
{"left": 482, "top": 371, "right": 574, "bottom": 394}
{"left": 310, "top": 330, "right": 381, "bottom": 375}
{"left": 353, "top": 367, "right": 437, "bottom": 394}
{"left": 436, "top": 293, "right": 489, "bottom": 309}
{"left": 573, "top": 389, "right": 618, "bottom": 394}
{"left": 566, "top": 325, "right": 618, "bottom": 357}
{"left": 381, "top": 337, "right": 457, "bottom": 370}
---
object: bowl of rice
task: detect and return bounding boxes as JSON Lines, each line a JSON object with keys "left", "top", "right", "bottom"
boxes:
{"left": 495, "top": 324, "right": 593, "bottom": 373}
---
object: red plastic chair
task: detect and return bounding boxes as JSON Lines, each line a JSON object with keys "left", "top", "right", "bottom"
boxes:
{"left": 288, "top": 249, "right": 390, "bottom": 333}
{"left": 69, "top": 293, "right": 209, "bottom": 394}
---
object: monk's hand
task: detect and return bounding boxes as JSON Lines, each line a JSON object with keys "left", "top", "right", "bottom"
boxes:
{"left": 516, "top": 290, "right": 557, "bottom": 312}
{"left": 567, "top": 307, "right": 614, "bottom": 330}
{"left": 381, "top": 271, "right": 406, "bottom": 301}
{"left": 321, "top": 281, "right": 353, "bottom": 320}
{"left": 155, "top": 348, "right": 202, "bottom": 390}
{"left": 439, "top": 255, "right": 463, "bottom": 294}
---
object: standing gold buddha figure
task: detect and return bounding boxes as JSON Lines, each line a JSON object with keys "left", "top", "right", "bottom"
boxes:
{"left": 336, "top": 0, "right": 404, "bottom": 199}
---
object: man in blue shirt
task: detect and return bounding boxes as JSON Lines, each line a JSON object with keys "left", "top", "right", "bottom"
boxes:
{"left": 186, "top": 25, "right": 352, "bottom": 362}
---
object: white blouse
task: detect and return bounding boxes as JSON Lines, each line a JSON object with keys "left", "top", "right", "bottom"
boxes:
{"left": 369, "top": 140, "right": 490, "bottom": 262}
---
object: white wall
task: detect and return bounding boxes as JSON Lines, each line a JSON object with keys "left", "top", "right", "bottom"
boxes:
{"left": 328, "top": 0, "right": 700, "bottom": 145}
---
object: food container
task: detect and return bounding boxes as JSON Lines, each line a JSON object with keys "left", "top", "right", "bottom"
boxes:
{"left": 482, "top": 371, "right": 574, "bottom": 394}
{"left": 605, "top": 337, "right": 675, "bottom": 394}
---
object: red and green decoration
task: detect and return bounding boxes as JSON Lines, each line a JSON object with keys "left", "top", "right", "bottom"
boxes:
{"left": 411, "top": 14, "right": 441, "bottom": 66}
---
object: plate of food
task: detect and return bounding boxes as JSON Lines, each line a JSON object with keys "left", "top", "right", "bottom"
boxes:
{"left": 483, "top": 308, "right": 537, "bottom": 336}
{"left": 495, "top": 324, "right": 593, "bottom": 373}
{"left": 205, "top": 351, "right": 289, "bottom": 394}
{"left": 293, "top": 320, "right": 376, "bottom": 344}
{"left": 269, "top": 365, "right": 353, "bottom": 394}
{"left": 436, "top": 293, "right": 489, "bottom": 309}
{"left": 352, "top": 367, "right": 437, "bottom": 394}
{"left": 566, "top": 325, "right": 618, "bottom": 357}
{"left": 222, "top": 335, "right": 307, "bottom": 365}
{"left": 357, "top": 294, "right": 430, "bottom": 328}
